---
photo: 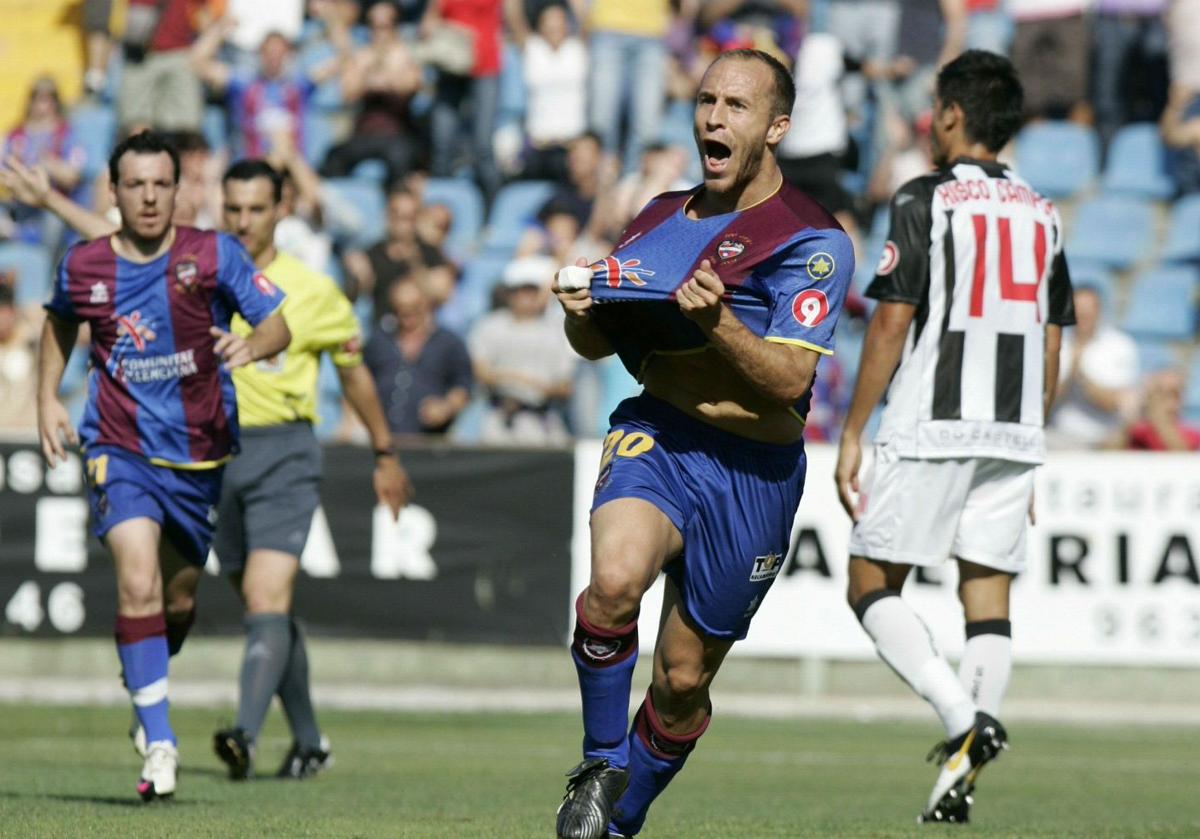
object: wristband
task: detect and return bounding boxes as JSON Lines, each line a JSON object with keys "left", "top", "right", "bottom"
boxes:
{"left": 374, "top": 448, "right": 395, "bottom": 459}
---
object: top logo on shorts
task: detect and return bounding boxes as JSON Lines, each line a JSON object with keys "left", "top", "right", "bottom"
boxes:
{"left": 717, "top": 238, "right": 746, "bottom": 262}
{"left": 174, "top": 259, "right": 199, "bottom": 292}
{"left": 805, "top": 252, "right": 835, "bottom": 281}
{"left": 749, "top": 551, "right": 784, "bottom": 582}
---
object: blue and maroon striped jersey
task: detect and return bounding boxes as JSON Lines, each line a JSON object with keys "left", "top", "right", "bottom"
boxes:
{"left": 588, "top": 181, "right": 855, "bottom": 419}
{"left": 45, "top": 227, "right": 285, "bottom": 467}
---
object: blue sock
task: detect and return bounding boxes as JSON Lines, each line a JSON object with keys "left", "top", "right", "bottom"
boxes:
{"left": 611, "top": 690, "right": 710, "bottom": 837}
{"left": 116, "top": 613, "right": 175, "bottom": 746}
{"left": 571, "top": 592, "right": 638, "bottom": 768}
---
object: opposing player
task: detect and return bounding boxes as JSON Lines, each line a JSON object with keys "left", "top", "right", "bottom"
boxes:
{"left": 37, "top": 132, "right": 290, "bottom": 801}
{"left": 834, "top": 51, "right": 1074, "bottom": 823}
{"left": 209, "top": 159, "right": 411, "bottom": 780}
{"left": 552, "top": 50, "right": 853, "bottom": 838}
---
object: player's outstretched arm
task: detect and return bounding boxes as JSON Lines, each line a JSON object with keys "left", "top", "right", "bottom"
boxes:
{"left": 555, "top": 258, "right": 614, "bottom": 361}
{"left": 834, "top": 301, "right": 915, "bottom": 519}
{"left": 209, "top": 312, "right": 291, "bottom": 370}
{"left": 336, "top": 362, "right": 413, "bottom": 520}
{"left": 36, "top": 314, "right": 80, "bottom": 466}
{"left": 678, "top": 260, "right": 819, "bottom": 404}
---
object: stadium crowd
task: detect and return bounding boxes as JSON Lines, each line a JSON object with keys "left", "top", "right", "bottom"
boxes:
{"left": 1, "top": 0, "right": 1199, "bottom": 449}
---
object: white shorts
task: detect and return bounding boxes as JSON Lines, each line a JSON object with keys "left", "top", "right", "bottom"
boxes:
{"left": 847, "top": 443, "right": 1035, "bottom": 574}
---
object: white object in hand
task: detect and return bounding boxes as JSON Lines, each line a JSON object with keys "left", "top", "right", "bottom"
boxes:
{"left": 556, "top": 265, "right": 592, "bottom": 292}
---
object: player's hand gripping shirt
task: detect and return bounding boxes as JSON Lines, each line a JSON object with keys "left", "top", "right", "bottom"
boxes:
{"left": 867, "top": 158, "right": 1076, "bottom": 463}
{"left": 45, "top": 228, "right": 285, "bottom": 467}
{"left": 587, "top": 180, "right": 854, "bottom": 422}
{"left": 228, "top": 252, "right": 361, "bottom": 428}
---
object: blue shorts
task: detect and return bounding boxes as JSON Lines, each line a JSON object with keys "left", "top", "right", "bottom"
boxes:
{"left": 84, "top": 445, "right": 224, "bottom": 566}
{"left": 591, "top": 394, "right": 807, "bottom": 640}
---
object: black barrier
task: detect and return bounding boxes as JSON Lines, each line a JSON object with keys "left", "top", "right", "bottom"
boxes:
{"left": 0, "top": 442, "right": 573, "bottom": 645}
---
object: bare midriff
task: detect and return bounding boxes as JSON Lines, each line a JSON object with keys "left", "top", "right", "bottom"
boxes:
{"left": 642, "top": 346, "right": 805, "bottom": 445}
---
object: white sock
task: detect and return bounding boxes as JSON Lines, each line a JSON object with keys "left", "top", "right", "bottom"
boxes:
{"left": 858, "top": 592, "right": 977, "bottom": 738}
{"left": 959, "top": 620, "right": 1012, "bottom": 717}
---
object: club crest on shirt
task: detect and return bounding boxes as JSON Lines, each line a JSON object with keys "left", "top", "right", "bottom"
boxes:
{"left": 805, "top": 251, "right": 836, "bottom": 281}
{"left": 174, "top": 259, "right": 200, "bottom": 292}
{"left": 876, "top": 240, "right": 900, "bottom": 276}
{"left": 591, "top": 256, "right": 655, "bottom": 288}
{"left": 716, "top": 235, "right": 751, "bottom": 262}
{"left": 89, "top": 282, "right": 109, "bottom": 304}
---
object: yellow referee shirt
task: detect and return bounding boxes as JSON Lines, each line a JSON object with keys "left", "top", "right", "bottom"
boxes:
{"left": 230, "top": 252, "right": 362, "bottom": 428}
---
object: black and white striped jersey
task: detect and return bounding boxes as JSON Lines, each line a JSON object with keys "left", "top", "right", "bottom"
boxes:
{"left": 866, "top": 158, "right": 1076, "bottom": 464}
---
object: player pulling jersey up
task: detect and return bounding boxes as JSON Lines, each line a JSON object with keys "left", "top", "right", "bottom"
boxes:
{"left": 552, "top": 50, "right": 853, "bottom": 839}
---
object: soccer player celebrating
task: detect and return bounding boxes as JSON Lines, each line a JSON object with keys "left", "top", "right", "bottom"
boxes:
{"left": 209, "top": 160, "right": 411, "bottom": 780}
{"left": 552, "top": 50, "right": 854, "bottom": 838}
{"left": 37, "top": 132, "right": 291, "bottom": 801}
{"left": 834, "top": 51, "right": 1074, "bottom": 823}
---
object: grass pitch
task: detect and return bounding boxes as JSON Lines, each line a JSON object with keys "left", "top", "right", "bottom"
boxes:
{"left": 0, "top": 704, "right": 1196, "bottom": 837}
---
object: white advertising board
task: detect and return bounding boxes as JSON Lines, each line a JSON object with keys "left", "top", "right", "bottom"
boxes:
{"left": 572, "top": 442, "right": 1200, "bottom": 666}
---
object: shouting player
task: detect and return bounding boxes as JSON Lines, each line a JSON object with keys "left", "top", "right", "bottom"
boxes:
{"left": 835, "top": 51, "right": 1074, "bottom": 823}
{"left": 553, "top": 50, "right": 853, "bottom": 838}
{"left": 210, "top": 159, "right": 411, "bottom": 780}
{"left": 37, "top": 132, "right": 291, "bottom": 801}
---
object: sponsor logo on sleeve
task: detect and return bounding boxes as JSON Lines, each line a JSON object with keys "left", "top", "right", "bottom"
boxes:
{"left": 791, "top": 289, "right": 830, "bottom": 328}
{"left": 805, "top": 251, "right": 836, "bottom": 281}
{"left": 253, "top": 273, "right": 278, "bottom": 296}
{"left": 876, "top": 240, "right": 900, "bottom": 276}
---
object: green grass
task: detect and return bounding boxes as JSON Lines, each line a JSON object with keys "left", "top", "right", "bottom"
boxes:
{"left": 1, "top": 705, "right": 1197, "bottom": 837}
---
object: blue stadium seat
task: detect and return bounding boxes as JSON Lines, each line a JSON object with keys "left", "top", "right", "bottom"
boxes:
{"left": 350, "top": 159, "right": 388, "bottom": 184}
{"left": 1067, "top": 262, "right": 1116, "bottom": 315}
{"left": 303, "top": 110, "right": 339, "bottom": 167}
{"left": 0, "top": 242, "right": 52, "bottom": 307}
{"left": 483, "top": 180, "right": 555, "bottom": 253}
{"left": 1067, "top": 196, "right": 1153, "bottom": 269}
{"left": 437, "top": 256, "right": 503, "bottom": 334}
{"left": 1014, "top": 121, "right": 1099, "bottom": 199}
{"left": 201, "top": 105, "right": 228, "bottom": 154}
{"left": 1185, "top": 352, "right": 1200, "bottom": 416}
{"left": 69, "top": 103, "right": 117, "bottom": 179}
{"left": 1136, "top": 340, "right": 1178, "bottom": 376}
{"left": 1102, "top": 123, "right": 1174, "bottom": 200}
{"left": 1161, "top": 193, "right": 1200, "bottom": 262}
{"left": 321, "top": 177, "right": 385, "bottom": 249}
{"left": 497, "top": 41, "right": 526, "bottom": 128}
{"left": 423, "top": 178, "right": 485, "bottom": 263}
{"left": 1120, "top": 265, "right": 1198, "bottom": 340}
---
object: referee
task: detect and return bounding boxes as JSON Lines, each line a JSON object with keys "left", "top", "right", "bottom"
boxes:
{"left": 212, "top": 160, "right": 410, "bottom": 780}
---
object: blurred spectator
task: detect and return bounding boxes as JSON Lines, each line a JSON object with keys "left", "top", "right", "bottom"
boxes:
{"left": 1009, "top": 0, "right": 1091, "bottom": 122}
{"left": 1049, "top": 284, "right": 1140, "bottom": 449}
{"left": 538, "top": 132, "right": 607, "bottom": 231}
{"left": 1093, "top": 0, "right": 1168, "bottom": 147}
{"left": 826, "top": 0, "right": 900, "bottom": 113}
{"left": 964, "top": 0, "right": 1012, "bottom": 54}
{"left": 867, "top": 110, "right": 933, "bottom": 204}
{"left": 1120, "top": 368, "right": 1200, "bottom": 451}
{"left": 1, "top": 77, "right": 85, "bottom": 246}
{"left": 697, "top": 0, "right": 806, "bottom": 64}
{"left": 468, "top": 255, "right": 576, "bottom": 445}
{"left": 0, "top": 277, "right": 38, "bottom": 433}
{"left": 192, "top": 12, "right": 351, "bottom": 157}
{"left": 172, "top": 131, "right": 222, "bottom": 229}
{"left": 889, "top": 0, "right": 966, "bottom": 121}
{"left": 1167, "top": 0, "right": 1200, "bottom": 91}
{"left": 1161, "top": 84, "right": 1200, "bottom": 193}
{"left": 778, "top": 33, "right": 854, "bottom": 221}
{"left": 587, "top": 0, "right": 672, "bottom": 170}
{"left": 319, "top": 0, "right": 424, "bottom": 185}
{"left": 801, "top": 356, "right": 852, "bottom": 443}
{"left": 364, "top": 278, "right": 474, "bottom": 437}
{"left": 269, "top": 133, "right": 335, "bottom": 271}
{"left": 421, "top": 0, "right": 504, "bottom": 199}
{"left": 83, "top": 0, "right": 115, "bottom": 97}
{"left": 344, "top": 186, "right": 452, "bottom": 320}
{"left": 118, "top": 0, "right": 220, "bottom": 132}
{"left": 606, "top": 143, "right": 692, "bottom": 236}
{"left": 508, "top": 3, "right": 588, "bottom": 181}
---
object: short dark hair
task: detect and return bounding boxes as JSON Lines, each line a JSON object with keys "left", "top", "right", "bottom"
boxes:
{"left": 108, "top": 131, "right": 181, "bottom": 184}
{"left": 713, "top": 48, "right": 796, "bottom": 119}
{"left": 936, "top": 50, "right": 1024, "bottom": 152}
{"left": 223, "top": 158, "right": 284, "bottom": 203}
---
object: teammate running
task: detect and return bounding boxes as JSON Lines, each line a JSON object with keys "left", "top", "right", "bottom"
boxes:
{"left": 37, "top": 131, "right": 290, "bottom": 801}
